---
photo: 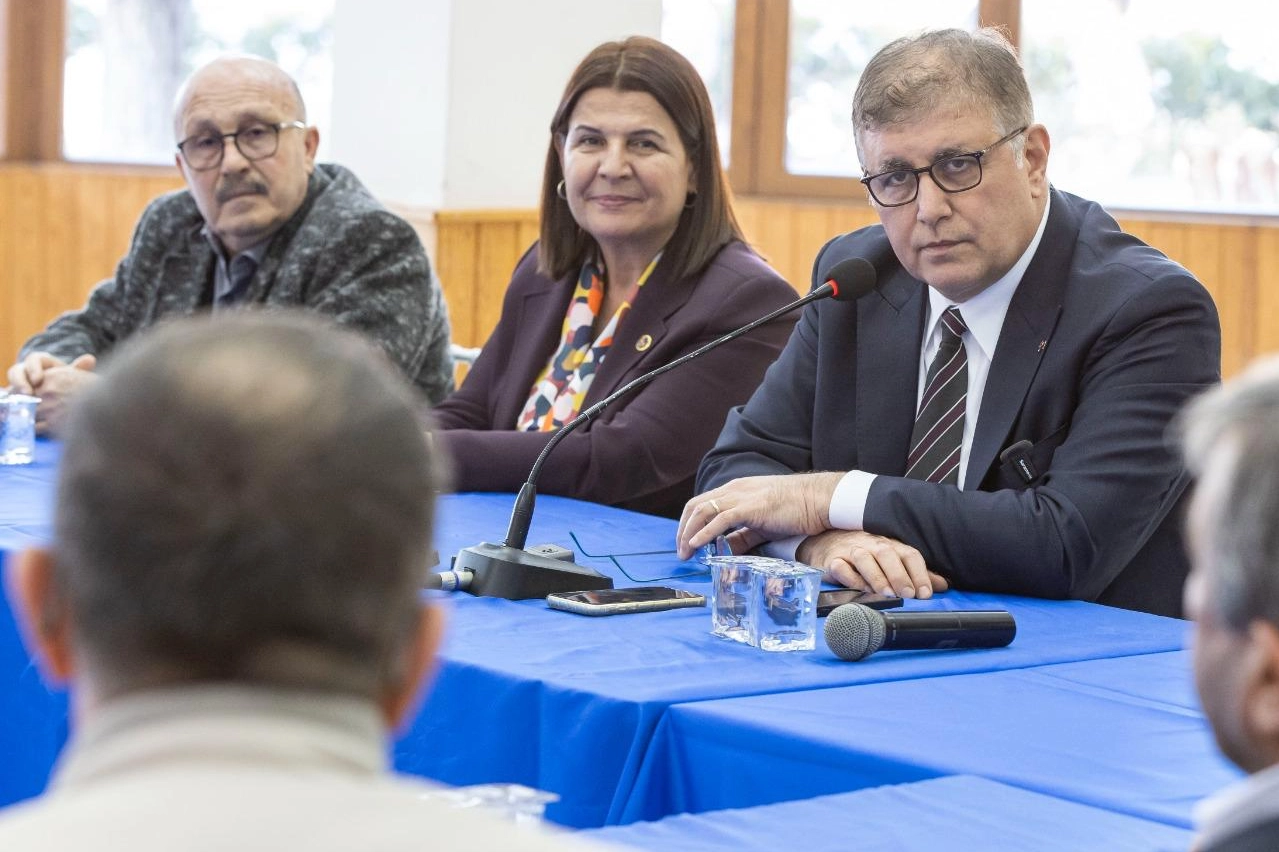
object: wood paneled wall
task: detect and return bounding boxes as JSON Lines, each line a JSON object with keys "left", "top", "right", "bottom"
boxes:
{"left": 441, "top": 199, "right": 1279, "bottom": 379}
{"left": 3, "top": 162, "right": 1277, "bottom": 383}
{"left": 0, "top": 163, "right": 183, "bottom": 364}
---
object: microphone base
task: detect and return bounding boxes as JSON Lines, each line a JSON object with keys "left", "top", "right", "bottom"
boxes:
{"left": 449, "top": 542, "right": 614, "bottom": 600}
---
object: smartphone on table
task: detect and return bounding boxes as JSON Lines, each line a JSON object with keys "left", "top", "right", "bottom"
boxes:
{"left": 546, "top": 587, "right": 706, "bottom": 616}
{"left": 816, "top": 588, "right": 904, "bottom": 617}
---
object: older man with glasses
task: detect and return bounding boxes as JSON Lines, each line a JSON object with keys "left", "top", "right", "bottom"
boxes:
{"left": 677, "top": 27, "right": 1221, "bottom": 617}
{"left": 7, "top": 55, "right": 453, "bottom": 432}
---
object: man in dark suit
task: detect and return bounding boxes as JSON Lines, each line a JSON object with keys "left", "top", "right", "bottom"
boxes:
{"left": 676, "top": 28, "right": 1220, "bottom": 617}
{"left": 1180, "top": 357, "right": 1279, "bottom": 851}
{"left": 7, "top": 55, "right": 452, "bottom": 433}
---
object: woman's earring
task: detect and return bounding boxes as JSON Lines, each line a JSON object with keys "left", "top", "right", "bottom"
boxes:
{"left": 557, "top": 180, "right": 568, "bottom": 200}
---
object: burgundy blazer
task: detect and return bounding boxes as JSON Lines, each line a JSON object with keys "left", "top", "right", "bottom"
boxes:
{"left": 432, "top": 239, "right": 797, "bottom": 517}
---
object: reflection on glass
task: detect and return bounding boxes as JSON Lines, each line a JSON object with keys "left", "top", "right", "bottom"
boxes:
{"left": 1023, "top": 0, "right": 1279, "bottom": 213}
{"left": 64, "top": 0, "right": 334, "bottom": 164}
{"left": 661, "top": 0, "right": 736, "bottom": 167}
{"left": 784, "top": 0, "right": 978, "bottom": 177}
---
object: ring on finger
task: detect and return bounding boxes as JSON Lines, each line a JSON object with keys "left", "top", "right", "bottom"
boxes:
{"left": 709, "top": 499, "right": 722, "bottom": 515}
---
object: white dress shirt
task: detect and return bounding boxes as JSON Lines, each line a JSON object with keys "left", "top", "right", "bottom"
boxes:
{"left": 765, "top": 198, "right": 1051, "bottom": 560}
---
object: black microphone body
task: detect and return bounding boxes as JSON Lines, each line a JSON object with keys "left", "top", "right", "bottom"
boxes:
{"left": 825, "top": 603, "right": 1016, "bottom": 661}
{"left": 443, "top": 258, "right": 880, "bottom": 600}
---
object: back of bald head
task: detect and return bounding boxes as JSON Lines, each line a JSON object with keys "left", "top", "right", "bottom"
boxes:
{"left": 53, "top": 311, "right": 444, "bottom": 699}
{"left": 173, "top": 55, "right": 307, "bottom": 138}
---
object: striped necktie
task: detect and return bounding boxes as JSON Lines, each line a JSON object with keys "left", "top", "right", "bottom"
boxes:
{"left": 905, "top": 306, "right": 968, "bottom": 484}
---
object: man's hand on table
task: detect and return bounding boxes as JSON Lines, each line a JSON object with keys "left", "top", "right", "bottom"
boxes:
{"left": 7, "top": 352, "right": 98, "bottom": 435}
{"left": 798, "top": 529, "right": 948, "bottom": 600}
{"left": 676, "top": 472, "right": 843, "bottom": 559}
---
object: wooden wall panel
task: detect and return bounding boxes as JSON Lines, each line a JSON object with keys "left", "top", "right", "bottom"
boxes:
{"left": 435, "top": 209, "right": 539, "bottom": 348}
{"left": 430, "top": 200, "right": 1278, "bottom": 382}
{"left": 3, "top": 163, "right": 1277, "bottom": 384}
{"left": 0, "top": 163, "right": 182, "bottom": 363}
{"left": 1254, "top": 227, "right": 1279, "bottom": 358}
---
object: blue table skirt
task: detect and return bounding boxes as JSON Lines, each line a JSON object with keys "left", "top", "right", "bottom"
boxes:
{"left": 621, "top": 651, "right": 1242, "bottom": 828}
{"left": 0, "top": 439, "right": 60, "bottom": 549}
{"left": 585, "top": 775, "right": 1194, "bottom": 852}
{"left": 0, "top": 452, "right": 1197, "bottom": 829}
{"left": 399, "top": 492, "right": 1189, "bottom": 827}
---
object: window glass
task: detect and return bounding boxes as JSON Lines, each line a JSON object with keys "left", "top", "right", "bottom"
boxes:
{"left": 1023, "top": 0, "right": 1279, "bottom": 213}
{"left": 64, "top": 0, "right": 333, "bottom": 164}
{"left": 786, "top": 0, "right": 977, "bottom": 176}
{"left": 661, "top": 0, "right": 736, "bottom": 166}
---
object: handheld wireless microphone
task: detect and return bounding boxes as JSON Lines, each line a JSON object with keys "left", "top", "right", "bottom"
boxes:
{"left": 824, "top": 603, "right": 1016, "bottom": 661}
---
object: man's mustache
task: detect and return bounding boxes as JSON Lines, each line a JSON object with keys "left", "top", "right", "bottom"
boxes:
{"left": 216, "top": 179, "right": 268, "bottom": 203}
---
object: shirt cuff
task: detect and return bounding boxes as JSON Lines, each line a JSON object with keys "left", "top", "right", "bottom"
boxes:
{"left": 760, "top": 535, "right": 804, "bottom": 561}
{"left": 829, "top": 470, "right": 876, "bottom": 530}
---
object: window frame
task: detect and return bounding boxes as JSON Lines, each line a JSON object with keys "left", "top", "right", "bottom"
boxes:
{"left": 1, "top": 0, "right": 66, "bottom": 161}
{"left": 728, "top": 0, "right": 1020, "bottom": 199}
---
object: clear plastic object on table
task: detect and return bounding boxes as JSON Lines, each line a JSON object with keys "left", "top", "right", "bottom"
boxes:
{"left": 421, "top": 783, "right": 560, "bottom": 824}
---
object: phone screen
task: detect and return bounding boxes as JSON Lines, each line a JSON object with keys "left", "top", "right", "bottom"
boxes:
{"left": 817, "top": 589, "right": 903, "bottom": 616}
{"left": 557, "top": 588, "right": 698, "bottom": 606}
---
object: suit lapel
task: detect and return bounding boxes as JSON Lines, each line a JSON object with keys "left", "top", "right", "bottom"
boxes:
{"left": 856, "top": 269, "right": 927, "bottom": 476}
{"left": 492, "top": 271, "right": 576, "bottom": 428}
{"left": 965, "top": 192, "right": 1076, "bottom": 486}
{"left": 151, "top": 228, "right": 215, "bottom": 322}
{"left": 586, "top": 252, "right": 693, "bottom": 402}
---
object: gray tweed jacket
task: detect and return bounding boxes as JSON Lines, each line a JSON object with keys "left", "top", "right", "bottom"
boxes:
{"left": 20, "top": 163, "right": 453, "bottom": 403}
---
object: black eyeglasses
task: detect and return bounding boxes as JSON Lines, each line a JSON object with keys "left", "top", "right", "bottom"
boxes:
{"left": 176, "top": 121, "right": 306, "bottom": 171}
{"left": 860, "top": 126, "right": 1027, "bottom": 208}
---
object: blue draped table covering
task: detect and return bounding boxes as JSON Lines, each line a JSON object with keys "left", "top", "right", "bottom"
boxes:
{"left": 0, "top": 438, "right": 1219, "bottom": 842}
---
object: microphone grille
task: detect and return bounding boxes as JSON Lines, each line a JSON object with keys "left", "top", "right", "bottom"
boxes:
{"left": 824, "top": 603, "right": 886, "bottom": 661}
{"left": 824, "top": 257, "right": 878, "bottom": 302}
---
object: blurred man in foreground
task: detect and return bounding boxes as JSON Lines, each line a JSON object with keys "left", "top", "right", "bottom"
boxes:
{"left": 7, "top": 55, "right": 452, "bottom": 433}
{"left": 1181, "top": 356, "right": 1279, "bottom": 852}
{"left": 0, "top": 312, "right": 598, "bottom": 851}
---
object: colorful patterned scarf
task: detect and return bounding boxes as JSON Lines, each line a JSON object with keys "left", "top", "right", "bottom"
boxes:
{"left": 517, "top": 256, "right": 659, "bottom": 431}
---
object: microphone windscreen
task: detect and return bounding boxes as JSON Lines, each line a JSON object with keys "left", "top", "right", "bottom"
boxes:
{"left": 824, "top": 602, "right": 886, "bottom": 661}
{"left": 825, "top": 257, "right": 878, "bottom": 302}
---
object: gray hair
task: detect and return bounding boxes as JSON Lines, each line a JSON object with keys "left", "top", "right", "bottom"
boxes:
{"left": 52, "top": 311, "right": 444, "bottom": 700}
{"left": 852, "top": 28, "right": 1033, "bottom": 163}
{"left": 1179, "top": 356, "right": 1279, "bottom": 631}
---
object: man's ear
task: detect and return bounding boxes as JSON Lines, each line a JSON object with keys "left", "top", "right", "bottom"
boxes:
{"left": 380, "top": 601, "right": 446, "bottom": 731}
{"left": 303, "top": 126, "right": 320, "bottom": 173}
{"left": 5, "top": 548, "right": 76, "bottom": 683}
{"left": 1023, "top": 123, "right": 1051, "bottom": 196}
{"left": 1245, "top": 620, "right": 1279, "bottom": 755}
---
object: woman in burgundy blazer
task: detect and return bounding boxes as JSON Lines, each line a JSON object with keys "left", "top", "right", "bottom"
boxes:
{"left": 431, "top": 37, "right": 796, "bottom": 517}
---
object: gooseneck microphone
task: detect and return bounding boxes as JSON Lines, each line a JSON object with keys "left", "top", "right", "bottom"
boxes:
{"left": 824, "top": 603, "right": 1016, "bottom": 661}
{"left": 436, "top": 257, "right": 880, "bottom": 600}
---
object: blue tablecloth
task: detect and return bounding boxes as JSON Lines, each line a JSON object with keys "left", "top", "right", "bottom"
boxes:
{"left": 621, "top": 651, "right": 1241, "bottom": 828}
{"left": 0, "top": 442, "right": 1200, "bottom": 830}
{"left": 0, "top": 439, "right": 59, "bottom": 549}
{"left": 585, "top": 775, "right": 1194, "bottom": 852}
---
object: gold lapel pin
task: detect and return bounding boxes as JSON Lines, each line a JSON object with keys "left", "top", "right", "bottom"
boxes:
{"left": 636, "top": 334, "right": 653, "bottom": 352}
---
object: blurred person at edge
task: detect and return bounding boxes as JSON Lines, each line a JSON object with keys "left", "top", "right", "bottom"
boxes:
{"left": 7, "top": 55, "right": 452, "bottom": 433}
{"left": 431, "top": 36, "right": 797, "bottom": 518}
{"left": 1180, "top": 356, "right": 1279, "bottom": 852}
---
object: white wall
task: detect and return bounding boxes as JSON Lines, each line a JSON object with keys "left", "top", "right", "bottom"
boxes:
{"left": 329, "top": 0, "right": 662, "bottom": 210}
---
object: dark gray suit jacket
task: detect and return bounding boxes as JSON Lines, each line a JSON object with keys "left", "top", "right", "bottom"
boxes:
{"left": 20, "top": 164, "right": 453, "bottom": 403}
{"left": 698, "top": 189, "right": 1221, "bottom": 616}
